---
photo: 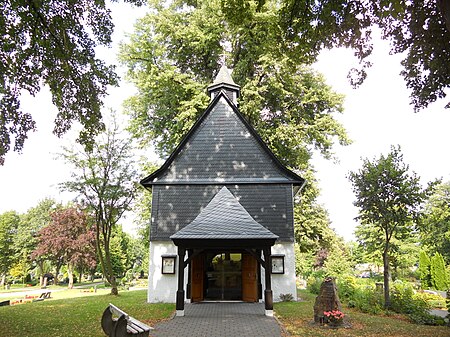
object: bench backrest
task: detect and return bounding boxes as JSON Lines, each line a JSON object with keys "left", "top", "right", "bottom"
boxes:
{"left": 106, "top": 303, "right": 153, "bottom": 334}
{"left": 108, "top": 303, "right": 129, "bottom": 321}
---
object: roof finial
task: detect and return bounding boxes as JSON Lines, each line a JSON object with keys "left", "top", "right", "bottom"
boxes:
{"left": 219, "top": 52, "right": 227, "bottom": 66}
{"left": 207, "top": 58, "right": 240, "bottom": 104}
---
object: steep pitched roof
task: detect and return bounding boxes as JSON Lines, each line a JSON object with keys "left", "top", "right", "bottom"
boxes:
{"left": 170, "top": 186, "right": 278, "bottom": 240}
{"left": 210, "top": 65, "right": 238, "bottom": 86}
{"left": 141, "top": 91, "right": 305, "bottom": 187}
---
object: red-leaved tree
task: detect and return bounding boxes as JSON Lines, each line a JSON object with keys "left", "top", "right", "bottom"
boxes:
{"left": 32, "top": 206, "right": 96, "bottom": 288}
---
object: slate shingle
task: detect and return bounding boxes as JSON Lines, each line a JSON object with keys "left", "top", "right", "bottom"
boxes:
{"left": 170, "top": 187, "right": 278, "bottom": 240}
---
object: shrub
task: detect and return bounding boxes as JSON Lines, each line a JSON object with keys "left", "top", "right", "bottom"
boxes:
{"left": 337, "top": 276, "right": 358, "bottom": 301}
{"left": 279, "top": 293, "right": 294, "bottom": 302}
{"left": 447, "top": 289, "right": 450, "bottom": 321}
{"left": 388, "top": 280, "right": 446, "bottom": 325}
{"left": 431, "top": 253, "right": 449, "bottom": 291}
{"left": 416, "top": 291, "right": 446, "bottom": 309}
{"left": 336, "top": 276, "right": 383, "bottom": 314}
{"left": 351, "top": 285, "right": 383, "bottom": 314}
{"left": 419, "top": 250, "right": 432, "bottom": 288}
{"left": 306, "top": 276, "right": 322, "bottom": 295}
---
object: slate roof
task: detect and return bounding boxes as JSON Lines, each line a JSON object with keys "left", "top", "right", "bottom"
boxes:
{"left": 141, "top": 92, "right": 305, "bottom": 187}
{"left": 210, "top": 65, "right": 238, "bottom": 86}
{"left": 170, "top": 186, "right": 279, "bottom": 240}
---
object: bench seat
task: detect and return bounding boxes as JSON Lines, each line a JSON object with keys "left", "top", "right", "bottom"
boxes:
{"left": 101, "top": 303, "right": 153, "bottom": 337}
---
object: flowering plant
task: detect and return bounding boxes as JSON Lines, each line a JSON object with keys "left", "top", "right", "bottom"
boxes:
{"left": 323, "top": 310, "right": 345, "bottom": 325}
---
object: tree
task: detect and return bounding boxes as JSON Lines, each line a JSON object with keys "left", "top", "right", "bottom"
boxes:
{"left": 355, "top": 222, "right": 420, "bottom": 281}
{"left": 278, "top": 0, "right": 450, "bottom": 111}
{"left": 32, "top": 206, "right": 96, "bottom": 288}
{"left": 133, "top": 162, "right": 159, "bottom": 251}
{"left": 349, "top": 146, "right": 424, "bottom": 308}
{"left": 60, "top": 118, "right": 138, "bottom": 295}
{"left": 0, "top": 211, "right": 20, "bottom": 286}
{"left": 420, "top": 181, "right": 450, "bottom": 264}
{"left": 323, "top": 237, "right": 353, "bottom": 278}
{"left": 419, "top": 250, "right": 432, "bottom": 289}
{"left": 120, "top": 0, "right": 349, "bottom": 260}
{"left": 120, "top": 0, "right": 349, "bottom": 165}
{"left": 294, "top": 171, "right": 336, "bottom": 254}
{"left": 431, "top": 252, "right": 449, "bottom": 291}
{"left": 16, "top": 198, "right": 59, "bottom": 286}
{"left": 0, "top": 0, "right": 143, "bottom": 165}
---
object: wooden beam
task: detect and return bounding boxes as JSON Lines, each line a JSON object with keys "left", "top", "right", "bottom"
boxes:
{"left": 176, "top": 247, "right": 186, "bottom": 315}
{"left": 263, "top": 248, "right": 273, "bottom": 314}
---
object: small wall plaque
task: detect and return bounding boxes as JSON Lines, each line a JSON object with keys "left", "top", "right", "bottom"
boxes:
{"left": 161, "top": 255, "right": 176, "bottom": 274}
{"left": 271, "top": 255, "right": 285, "bottom": 274}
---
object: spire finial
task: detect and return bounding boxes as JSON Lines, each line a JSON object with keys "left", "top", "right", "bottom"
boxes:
{"left": 219, "top": 53, "right": 227, "bottom": 66}
{"left": 207, "top": 61, "right": 240, "bottom": 104}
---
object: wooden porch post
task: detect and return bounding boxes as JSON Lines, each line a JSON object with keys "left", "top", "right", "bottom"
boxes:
{"left": 257, "top": 249, "right": 262, "bottom": 300}
{"left": 186, "top": 249, "right": 193, "bottom": 300}
{"left": 176, "top": 247, "right": 186, "bottom": 316}
{"left": 263, "top": 247, "right": 273, "bottom": 316}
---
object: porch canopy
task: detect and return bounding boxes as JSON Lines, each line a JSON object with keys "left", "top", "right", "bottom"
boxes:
{"left": 170, "top": 186, "right": 278, "bottom": 315}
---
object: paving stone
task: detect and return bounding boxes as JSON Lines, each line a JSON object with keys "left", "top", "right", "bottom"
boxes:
{"left": 151, "top": 302, "right": 282, "bottom": 337}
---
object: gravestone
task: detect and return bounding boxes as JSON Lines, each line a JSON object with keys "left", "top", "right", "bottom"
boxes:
{"left": 313, "top": 277, "right": 343, "bottom": 324}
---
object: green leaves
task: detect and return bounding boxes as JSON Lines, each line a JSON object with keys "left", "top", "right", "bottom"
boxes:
{"left": 0, "top": 0, "right": 144, "bottom": 164}
{"left": 121, "top": 0, "right": 349, "bottom": 169}
{"left": 349, "top": 145, "right": 426, "bottom": 307}
{"left": 420, "top": 181, "right": 450, "bottom": 264}
{"left": 280, "top": 0, "right": 450, "bottom": 111}
{"left": 120, "top": 0, "right": 350, "bottom": 256}
{"left": 349, "top": 146, "right": 424, "bottom": 232}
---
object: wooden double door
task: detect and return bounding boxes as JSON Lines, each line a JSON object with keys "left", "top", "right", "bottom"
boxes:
{"left": 191, "top": 252, "right": 258, "bottom": 302}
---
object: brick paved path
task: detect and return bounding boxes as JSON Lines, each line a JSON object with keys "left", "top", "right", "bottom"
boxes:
{"left": 150, "top": 302, "right": 282, "bottom": 337}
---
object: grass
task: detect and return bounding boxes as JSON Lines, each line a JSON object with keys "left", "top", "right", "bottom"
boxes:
{"left": 274, "top": 290, "right": 450, "bottom": 337}
{"left": 1, "top": 287, "right": 449, "bottom": 337}
{"left": 0, "top": 289, "right": 174, "bottom": 337}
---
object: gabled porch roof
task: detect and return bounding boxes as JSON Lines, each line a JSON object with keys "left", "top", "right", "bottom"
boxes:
{"left": 170, "top": 186, "right": 278, "bottom": 240}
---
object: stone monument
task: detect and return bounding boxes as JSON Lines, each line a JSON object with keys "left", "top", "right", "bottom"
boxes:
{"left": 313, "top": 277, "right": 343, "bottom": 324}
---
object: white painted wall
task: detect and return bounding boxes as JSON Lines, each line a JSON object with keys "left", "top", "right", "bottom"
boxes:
{"left": 261, "top": 242, "right": 297, "bottom": 302}
{"left": 147, "top": 241, "right": 188, "bottom": 303}
{"left": 148, "top": 241, "right": 297, "bottom": 303}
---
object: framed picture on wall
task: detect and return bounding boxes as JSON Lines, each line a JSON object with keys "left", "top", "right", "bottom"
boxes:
{"left": 271, "top": 255, "right": 285, "bottom": 274}
{"left": 162, "top": 255, "right": 176, "bottom": 274}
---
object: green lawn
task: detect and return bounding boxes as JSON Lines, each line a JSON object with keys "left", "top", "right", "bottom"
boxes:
{"left": 274, "top": 290, "right": 450, "bottom": 337}
{"left": 1, "top": 288, "right": 449, "bottom": 337}
{"left": 0, "top": 289, "right": 174, "bottom": 337}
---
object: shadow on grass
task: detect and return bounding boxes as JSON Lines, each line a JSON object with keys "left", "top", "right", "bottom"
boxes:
{"left": 274, "top": 290, "right": 450, "bottom": 337}
{"left": 0, "top": 289, "right": 174, "bottom": 337}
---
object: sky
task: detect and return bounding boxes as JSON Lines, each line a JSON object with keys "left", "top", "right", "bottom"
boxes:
{"left": 1, "top": 3, "right": 449, "bottom": 240}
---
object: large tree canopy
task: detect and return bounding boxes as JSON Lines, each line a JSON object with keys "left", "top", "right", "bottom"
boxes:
{"left": 60, "top": 117, "right": 138, "bottom": 295}
{"left": 121, "top": 0, "right": 349, "bottom": 252}
{"left": 420, "top": 181, "right": 450, "bottom": 264}
{"left": 349, "top": 146, "right": 425, "bottom": 308}
{"left": 0, "top": 0, "right": 142, "bottom": 165}
{"left": 121, "top": 0, "right": 350, "bottom": 169}
{"left": 279, "top": 0, "right": 450, "bottom": 111}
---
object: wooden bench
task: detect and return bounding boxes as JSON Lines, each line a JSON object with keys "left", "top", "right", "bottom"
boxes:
{"left": 101, "top": 303, "right": 153, "bottom": 337}
{"left": 33, "top": 291, "right": 51, "bottom": 302}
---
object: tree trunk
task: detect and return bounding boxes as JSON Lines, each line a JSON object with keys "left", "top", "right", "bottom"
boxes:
{"left": 37, "top": 260, "right": 45, "bottom": 287}
{"left": 0, "top": 274, "right": 5, "bottom": 287}
{"left": 105, "top": 249, "right": 118, "bottom": 295}
{"left": 438, "top": 0, "right": 450, "bottom": 32}
{"left": 43, "top": 277, "right": 48, "bottom": 288}
{"left": 95, "top": 225, "right": 118, "bottom": 296}
{"left": 55, "top": 264, "right": 61, "bottom": 285}
{"left": 383, "top": 248, "right": 391, "bottom": 309}
{"left": 67, "top": 264, "right": 74, "bottom": 289}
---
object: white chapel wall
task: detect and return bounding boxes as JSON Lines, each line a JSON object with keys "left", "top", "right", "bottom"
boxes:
{"left": 148, "top": 241, "right": 188, "bottom": 303}
{"left": 261, "top": 242, "right": 297, "bottom": 302}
